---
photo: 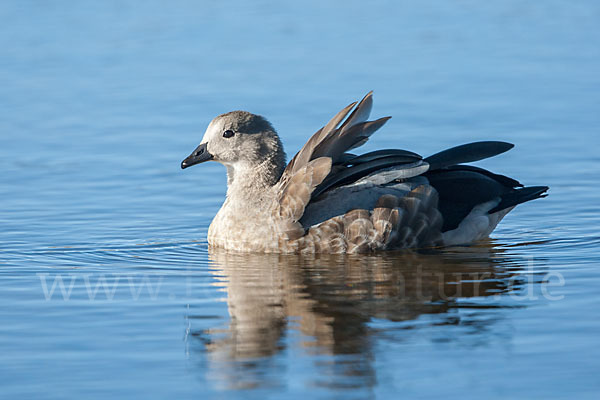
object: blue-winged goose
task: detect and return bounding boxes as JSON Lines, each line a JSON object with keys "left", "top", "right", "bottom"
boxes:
{"left": 181, "top": 92, "right": 548, "bottom": 253}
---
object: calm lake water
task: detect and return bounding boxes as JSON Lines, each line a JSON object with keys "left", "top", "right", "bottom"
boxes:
{"left": 1, "top": 1, "right": 599, "bottom": 399}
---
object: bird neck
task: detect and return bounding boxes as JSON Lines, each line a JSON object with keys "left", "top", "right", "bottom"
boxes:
{"left": 225, "top": 155, "right": 285, "bottom": 201}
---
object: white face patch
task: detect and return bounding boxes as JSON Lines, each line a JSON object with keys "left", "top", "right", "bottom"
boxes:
{"left": 201, "top": 117, "right": 225, "bottom": 145}
{"left": 199, "top": 116, "right": 237, "bottom": 163}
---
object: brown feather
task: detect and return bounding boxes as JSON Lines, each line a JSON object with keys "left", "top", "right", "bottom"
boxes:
{"left": 375, "top": 194, "right": 400, "bottom": 209}
{"left": 279, "top": 157, "right": 332, "bottom": 221}
{"left": 343, "top": 209, "right": 370, "bottom": 223}
{"left": 312, "top": 117, "right": 391, "bottom": 163}
{"left": 338, "top": 91, "right": 373, "bottom": 133}
{"left": 279, "top": 93, "right": 389, "bottom": 189}
{"left": 282, "top": 101, "right": 356, "bottom": 180}
{"left": 273, "top": 95, "right": 449, "bottom": 253}
{"left": 329, "top": 234, "right": 347, "bottom": 254}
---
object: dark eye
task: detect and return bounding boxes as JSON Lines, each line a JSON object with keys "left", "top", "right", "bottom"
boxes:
{"left": 223, "top": 130, "right": 235, "bottom": 138}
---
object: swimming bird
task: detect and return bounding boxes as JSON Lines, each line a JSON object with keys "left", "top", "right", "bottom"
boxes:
{"left": 181, "top": 92, "right": 548, "bottom": 253}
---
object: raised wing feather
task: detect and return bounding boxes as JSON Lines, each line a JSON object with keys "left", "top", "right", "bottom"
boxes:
{"left": 339, "top": 90, "right": 373, "bottom": 132}
{"left": 312, "top": 117, "right": 391, "bottom": 162}
{"left": 281, "top": 102, "right": 356, "bottom": 181}
{"left": 279, "top": 92, "right": 388, "bottom": 185}
{"left": 275, "top": 92, "right": 391, "bottom": 236}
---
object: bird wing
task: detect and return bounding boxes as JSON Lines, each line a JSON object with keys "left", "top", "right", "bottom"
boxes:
{"left": 275, "top": 93, "right": 543, "bottom": 251}
{"left": 275, "top": 92, "right": 391, "bottom": 239}
{"left": 279, "top": 92, "right": 390, "bottom": 185}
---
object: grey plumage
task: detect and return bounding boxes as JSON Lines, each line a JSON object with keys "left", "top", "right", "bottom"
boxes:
{"left": 181, "top": 93, "right": 548, "bottom": 253}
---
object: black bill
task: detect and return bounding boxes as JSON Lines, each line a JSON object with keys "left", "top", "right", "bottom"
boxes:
{"left": 181, "top": 142, "right": 213, "bottom": 169}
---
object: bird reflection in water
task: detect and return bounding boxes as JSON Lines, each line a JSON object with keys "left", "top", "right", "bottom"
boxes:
{"left": 186, "top": 243, "right": 525, "bottom": 390}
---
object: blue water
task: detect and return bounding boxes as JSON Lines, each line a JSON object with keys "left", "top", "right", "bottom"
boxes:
{"left": 1, "top": 1, "right": 600, "bottom": 398}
